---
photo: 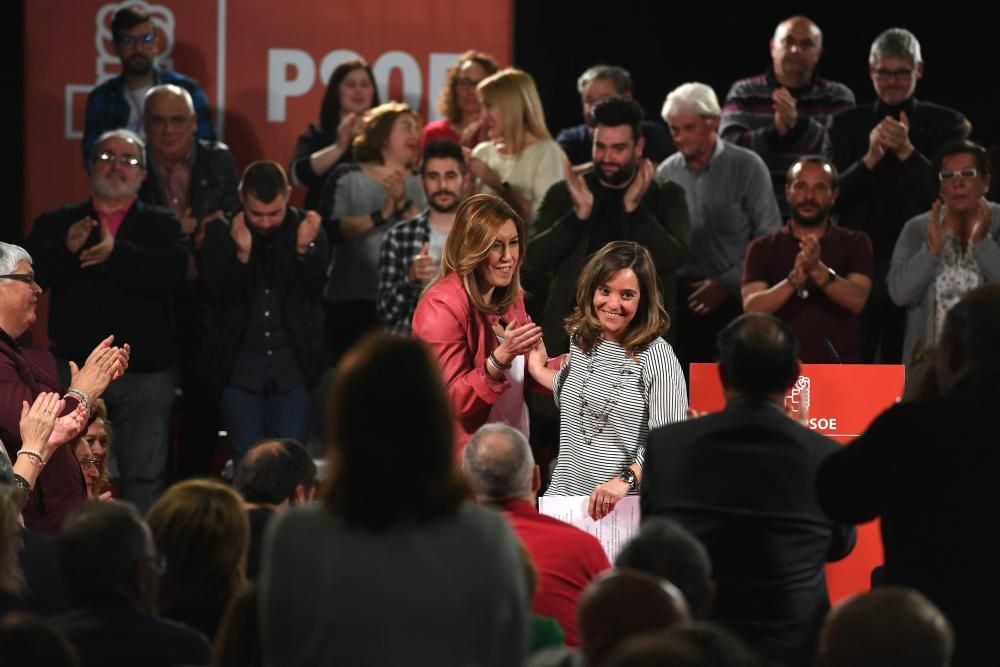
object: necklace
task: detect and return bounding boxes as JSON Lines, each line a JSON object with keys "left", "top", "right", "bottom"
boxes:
{"left": 578, "top": 343, "right": 632, "bottom": 446}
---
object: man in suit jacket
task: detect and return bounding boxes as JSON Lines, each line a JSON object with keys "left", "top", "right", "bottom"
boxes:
{"left": 642, "top": 313, "right": 855, "bottom": 667}
{"left": 829, "top": 28, "right": 967, "bottom": 363}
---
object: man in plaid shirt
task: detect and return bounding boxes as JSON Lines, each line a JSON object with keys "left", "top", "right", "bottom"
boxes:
{"left": 377, "top": 141, "right": 466, "bottom": 334}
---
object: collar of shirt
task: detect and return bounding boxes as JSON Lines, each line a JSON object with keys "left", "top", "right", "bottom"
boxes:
{"left": 91, "top": 197, "right": 137, "bottom": 237}
{"left": 683, "top": 136, "right": 725, "bottom": 173}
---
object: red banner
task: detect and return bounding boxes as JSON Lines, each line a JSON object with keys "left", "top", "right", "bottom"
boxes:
{"left": 690, "top": 363, "right": 906, "bottom": 603}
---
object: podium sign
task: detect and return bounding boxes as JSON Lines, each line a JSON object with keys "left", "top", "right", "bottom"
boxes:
{"left": 689, "top": 363, "right": 905, "bottom": 603}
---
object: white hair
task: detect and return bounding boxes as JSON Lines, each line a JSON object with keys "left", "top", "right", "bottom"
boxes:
{"left": 0, "top": 243, "right": 32, "bottom": 277}
{"left": 661, "top": 82, "right": 721, "bottom": 122}
{"left": 143, "top": 83, "right": 195, "bottom": 116}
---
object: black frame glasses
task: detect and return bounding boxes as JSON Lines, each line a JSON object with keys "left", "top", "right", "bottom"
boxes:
{"left": 117, "top": 33, "right": 155, "bottom": 47}
{"left": 95, "top": 152, "right": 143, "bottom": 169}
{"left": 0, "top": 273, "right": 37, "bottom": 284}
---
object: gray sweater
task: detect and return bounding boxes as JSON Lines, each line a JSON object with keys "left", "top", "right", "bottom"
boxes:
{"left": 888, "top": 202, "right": 1000, "bottom": 366}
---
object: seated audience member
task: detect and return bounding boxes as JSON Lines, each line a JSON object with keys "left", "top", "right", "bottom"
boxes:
{"left": 469, "top": 68, "right": 566, "bottom": 229}
{"left": 71, "top": 437, "right": 101, "bottom": 500}
{"left": 888, "top": 140, "right": 1000, "bottom": 367}
{"left": 421, "top": 51, "right": 499, "bottom": 149}
{"left": 318, "top": 102, "right": 426, "bottom": 362}
{"left": 233, "top": 438, "right": 317, "bottom": 579}
{"left": 82, "top": 5, "right": 215, "bottom": 165}
{"left": 530, "top": 570, "right": 691, "bottom": 667}
{"left": 607, "top": 623, "right": 764, "bottom": 667}
{"left": 377, "top": 140, "right": 465, "bottom": 334}
{"left": 817, "top": 587, "right": 953, "bottom": 667}
{"left": 201, "top": 161, "right": 328, "bottom": 467}
{"left": 464, "top": 422, "right": 611, "bottom": 646}
{"left": 145, "top": 479, "right": 249, "bottom": 642}
{"left": 830, "top": 28, "right": 968, "bottom": 363}
{"left": 720, "top": 15, "right": 855, "bottom": 216}
{"left": 642, "top": 313, "right": 856, "bottom": 666}
{"left": 213, "top": 584, "right": 261, "bottom": 667}
{"left": 0, "top": 612, "right": 81, "bottom": 667}
{"left": 556, "top": 65, "right": 675, "bottom": 166}
{"left": 527, "top": 98, "right": 689, "bottom": 355}
{"left": 49, "top": 501, "right": 211, "bottom": 667}
{"left": 0, "top": 241, "right": 128, "bottom": 533}
{"left": 742, "top": 156, "right": 873, "bottom": 362}
{"left": 656, "top": 83, "right": 781, "bottom": 368}
{"left": 27, "top": 129, "right": 186, "bottom": 514}
{"left": 259, "top": 333, "right": 529, "bottom": 667}
{"left": 81, "top": 400, "right": 112, "bottom": 498}
{"left": 614, "top": 518, "right": 715, "bottom": 619}
{"left": 817, "top": 284, "right": 1000, "bottom": 666}
{"left": 138, "top": 83, "right": 240, "bottom": 476}
{"left": 290, "top": 59, "right": 379, "bottom": 212}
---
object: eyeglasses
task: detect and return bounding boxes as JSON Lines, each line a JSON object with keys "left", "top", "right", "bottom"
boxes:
{"left": 78, "top": 457, "right": 100, "bottom": 469}
{"left": 873, "top": 68, "right": 915, "bottom": 81}
{"left": 939, "top": 168, "right": 979, "bottom": 182}
{"left": 0, "top": 273, "right": 37, "bottom": 285}
{"left": 95, "top": 152, "right": 143, "bottom": 169}
{"left": 456, "top": 77, "right": 483, "bottom": 89}
{"left": 117, "top": 33, "right": 155, "bottom": 47}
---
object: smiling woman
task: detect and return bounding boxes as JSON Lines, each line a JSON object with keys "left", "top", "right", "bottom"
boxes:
{"left": 412, "top": 194, "right": 543, "bottom": 454}
{"left": 527, "top": 241, "right": 687, "bottom": 519}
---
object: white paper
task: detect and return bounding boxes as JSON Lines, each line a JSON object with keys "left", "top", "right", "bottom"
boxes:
{"left": 537, "top": 495, "right": 641, "bottom": 563}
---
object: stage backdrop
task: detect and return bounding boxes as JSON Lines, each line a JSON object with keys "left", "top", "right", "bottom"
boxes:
{"left": 23, "top": 0, "right": 512, "bottom": 233}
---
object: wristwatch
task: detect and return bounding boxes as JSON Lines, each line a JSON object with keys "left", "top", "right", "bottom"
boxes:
{"left": 824, "top": 267, "right": 837, "bottom": 286}
{"left": 620, "top": 467, "right": 639, "bottom": 492}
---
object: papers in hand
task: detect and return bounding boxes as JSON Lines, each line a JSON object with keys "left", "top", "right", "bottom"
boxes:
{"left": 538, "top": 495, "right": 640, "bottom": 563}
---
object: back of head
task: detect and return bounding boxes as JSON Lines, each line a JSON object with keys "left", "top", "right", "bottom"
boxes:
{"left": 592, "top": 96, "right": 644, "bottom": 141}
{"left": 818, "top": 587, "right": 953, "bottom": 667}
{"left": 58, "top": 501, "right": 150, "bottom": 605}
{"left": 239, "top": 160, "right": 289, "bottom": 203}
{"left": 0, "top": 612, "right": 80, "bottom": 667}
{"left": 608, "top": 623, "right": 759, "bottom": 667}
{"left": 146, "top": 479, "right": 249, "bottom": 613}
{"left": 463, "top": 423, "right": 534, "bottom": 501}
{"left": 578, "top": 569, "right": 691, "bottom": 666}
{"left": 615, "top": 518, "right": 713, "bottom": 618}
{"left": 938, "top": 284, "right": 1000, "bottom": 384}
{"left": 234, "top": 439, "right": 317, "bottom": 505}
{"left": 717, "top": 313, "right": 800, "bottom": 397}
{"left": 326, "top": 332, "right": 465, "bottom": 529}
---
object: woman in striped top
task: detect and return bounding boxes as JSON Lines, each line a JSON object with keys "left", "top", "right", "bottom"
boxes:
{"left": 528, "top": 241, "right": 687, "bottom": 519}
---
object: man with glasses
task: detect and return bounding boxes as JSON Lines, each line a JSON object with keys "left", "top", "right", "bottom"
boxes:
{"left": 720, "top": 16, "right": 855, "bottom": 218}
{"left": 830, "top": 28, "right": 968, "bottom": 364}
{"left": 82, "top": 5, "right": 216, "bottom": 167}
{"left": 888, "top": 141, "right": 1000, "bottom": 367}
{"left": 27, "top": 129, "right": 188, "bottom": 514}
{"left": 742, "top": 157, "right": 873, "bottom": 362}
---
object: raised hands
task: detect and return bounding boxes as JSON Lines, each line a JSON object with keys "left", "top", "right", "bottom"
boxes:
{"left": 623, "top": 159, "right": 655, "bottom": 213}
{"left": 773, "top": 88, "right": 799, "bottom": 136}
{"left": 79, "top": 217, "right": 114, "bottom": 268}
{"left": 67, "top": 217, "right": 98, "bottom": 254}
{"left": 927, "top": 199, "right": 947, "bottom": 256}
{"left": 409, "top": 242, "right": 437, "bottom": 282}
{"left": 231, "top": 212, "right": 253, "bottom": 263}
{"left": 70, "top": 335, "right": 130, "bottom": 399}
{"left": 492, "top": 319, "right": 543, "bottom": 367}
{"left": 297, "top": 210, "right": 323, "bottom": 254}
{"left": 564, "top": 159, "right": 593, "bottom": 220}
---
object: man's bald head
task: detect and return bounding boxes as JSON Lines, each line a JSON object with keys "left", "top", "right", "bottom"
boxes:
{"left": 463, "top": 424, "right": 535, "bottom": 501}
{"left": 771, "top": 16, "right": 823, "bottom": 86}
{"left": 143, "top": 84, "right": 197, "bottom": 162}
{"left": 818, "top": 587, "right": 953, "bottom": 667}
{"left": 233, "top": 438, "right": 317, "bottom": 506}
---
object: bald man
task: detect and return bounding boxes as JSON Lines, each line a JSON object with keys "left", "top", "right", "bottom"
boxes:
{"left": 720, "top": 16, "right": 855, "bottom": 217}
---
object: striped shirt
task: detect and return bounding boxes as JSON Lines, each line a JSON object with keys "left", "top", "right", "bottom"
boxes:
{"left": 545, "top": 337, "right": 688, "bottom": 497}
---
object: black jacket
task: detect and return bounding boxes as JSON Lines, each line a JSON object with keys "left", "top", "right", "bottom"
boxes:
{"left": 137, "top": 138, "right": 241, "bottom": 222}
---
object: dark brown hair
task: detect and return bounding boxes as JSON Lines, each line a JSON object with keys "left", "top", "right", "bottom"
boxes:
{"left": 437, "top": 50, "right": 499, "bottom": 124}
{"left": 318, "top": 59, "right": 380, "bottom": 136}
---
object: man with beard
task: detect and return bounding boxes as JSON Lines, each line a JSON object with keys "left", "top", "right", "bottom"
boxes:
{"left": 657, "top": 82, "right": 782, "bottom": 372}
{"left": 742, "top": 156, "right": 873, "bottom": 362}
{"left": 27, "top": 129, "right": 188, "bottom": 512}
{"left": 376, "top": 141, "right": 466, "bottom": 334}
{"left": 83, "top": 5, "right": 215, "bottom": 167}
{"left": 201, "top": 161, "right": 328, "bottom": 468}
{"left": 526, "top": 97, "right": 690, "bottom": 355}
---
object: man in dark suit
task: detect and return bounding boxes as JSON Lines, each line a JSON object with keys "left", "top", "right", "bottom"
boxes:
{"left": 817, "top": 285, "right": 1000, "bottom": 666}
{"left": 642, "top": 313, "right": 855, "bottom": 667}
{"left": 829, "top": 28, "right": 967, "bottom": 363}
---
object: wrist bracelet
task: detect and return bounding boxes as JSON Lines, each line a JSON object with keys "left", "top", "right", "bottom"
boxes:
{"left": 18, "top": 448, "right": 45, "bottom": 468}
{"left": 66, "top": 387, "right": 92, "bottom": 418}
{"left": 489, "top": 350, "right": 512, "bottom": 371}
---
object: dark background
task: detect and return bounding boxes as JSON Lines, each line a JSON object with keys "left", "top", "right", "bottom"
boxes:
{"left": 8, "top": 3, "right": 996, "bottom": 243}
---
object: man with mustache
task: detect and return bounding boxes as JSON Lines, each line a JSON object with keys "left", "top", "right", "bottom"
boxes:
{"left": 742, "top": 157, "right": 873, "bottom": 362}
{"left": 525, "top": 97, "right": 690, "bottom": 355}
{"left": 83, "top": 5, "right": 215, "bottom": 167}
{"left": 376, "top": 141, "right": 466, "bottom": 334}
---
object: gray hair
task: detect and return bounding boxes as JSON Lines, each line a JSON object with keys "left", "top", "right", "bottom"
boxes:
{"left": 463, "top": 423, "right": 534, "bottom": 500}
{"left": 577, "top": 65, "right": 632, "bottom": 96}
{"left": 870, "top": 28, "right": 923, "bottom": 65}
{"left": 661, "top": 82, "right": 721, "bottom": 122}
{"left": 143, "top": 83, "right": 195, "bottom": 116}
{"left": 0, "top": 243, "right": 32, "bottom": 277}
{"left": 92, "top": 129, "right": 146, "bottom": 168}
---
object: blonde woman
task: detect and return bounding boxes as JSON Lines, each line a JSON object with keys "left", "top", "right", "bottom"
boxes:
{"left": 470, "top": 69, "right": 567, "bottom": 229}
{"left": 412, "top": 194, "right": 543, "bottom": 452}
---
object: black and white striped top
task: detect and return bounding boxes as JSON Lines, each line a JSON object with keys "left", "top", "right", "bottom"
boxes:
{"left": 545, "top": 337, "right": 688, "bottom": 497}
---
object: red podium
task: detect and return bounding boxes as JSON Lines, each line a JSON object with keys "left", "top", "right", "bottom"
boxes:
{"left": 688, "top": 363, "right": 905, "bottom": 603}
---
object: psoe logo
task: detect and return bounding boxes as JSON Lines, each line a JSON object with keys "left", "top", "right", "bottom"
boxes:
{"left": 64, "top": 2, "right": 177, "bottom": 140}
{"left": 785, "top": 376, "right": 839, "bottom": 431}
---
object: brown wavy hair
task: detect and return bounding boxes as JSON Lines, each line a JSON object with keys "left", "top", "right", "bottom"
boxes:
{"left": 352, "top": 102, "right": 421, "bottom": 165}
{"left": 565, "top": 241, "right": 670, "bottom": 357}
{"left": 428, "top": 194, "right": 526, "bottom": 315}
{"left": 438, "top": 50, "right": 499, "bottom": 124}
